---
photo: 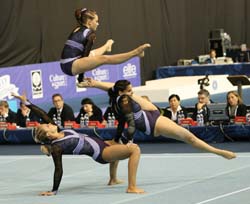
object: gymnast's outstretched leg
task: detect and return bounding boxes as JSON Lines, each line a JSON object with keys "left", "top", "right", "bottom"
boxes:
{"left": 154, "top": 116, "right": 236, "bottom": 159}
{"left": 72, "top": 43, "right": 151, "bottom": 76}
{"left": 77, "top": 39, "right": 114, "bottom": 83}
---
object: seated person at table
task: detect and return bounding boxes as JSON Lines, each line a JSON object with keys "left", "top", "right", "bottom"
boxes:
{"left": 0, "top": 100, "right": 17, "bottom": 124}
{"left": 192, "top": 89, "right": 212, "bottom": 124}
{"left": 205, "top": 49, "right": 217, "bottom": 64}
{"left": 75, "top": 98, "right": 103, "bottom": 124}
{"left": 226, "top": 90, "right": 247, "bottom": 120}
{"left": 16, "top": 102, "right": 41, "bottom": 127}
{"left": 48, "top": 93, "right": 75, "bottom": 127}
{"left": 163, "top": 94, "right": 187, "bottom": 123}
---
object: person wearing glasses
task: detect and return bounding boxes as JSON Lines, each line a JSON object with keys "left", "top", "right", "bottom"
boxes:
{"left": 48, "top": 93, "right": 75, "bottom": 127}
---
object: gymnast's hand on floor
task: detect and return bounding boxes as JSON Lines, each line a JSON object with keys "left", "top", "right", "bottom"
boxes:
{"left": 39, "top": 191, "right": 57, "bottom": 196}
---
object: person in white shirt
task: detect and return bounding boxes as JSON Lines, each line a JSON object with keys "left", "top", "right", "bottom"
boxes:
{"left": 163, "top": 94, "right": 187, "bottom": 123}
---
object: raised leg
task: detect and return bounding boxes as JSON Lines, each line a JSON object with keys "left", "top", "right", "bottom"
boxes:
{"left": 90, "top": 39, "right": 114, "bottom": 57}
{"left": 72, "top": 43, "right": 151, "bottom": 76}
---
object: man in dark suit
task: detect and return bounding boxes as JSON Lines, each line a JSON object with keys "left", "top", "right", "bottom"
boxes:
{"left": 16, "top": 102, "right": 41, "bottom": 127}
{"left": 192, "top": 89, "right": 212, "bottom": 124}
{"left": 48, "top": 93, "right": 75, "bottom": 127}
{"left": 0, "top": 100, "right": 17, "bottom": 123}
{"left": 205, "top": 49, "right": 217, "bottom": 64}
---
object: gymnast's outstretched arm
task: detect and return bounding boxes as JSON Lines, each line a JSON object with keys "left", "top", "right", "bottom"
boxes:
{"left": 11, "top": 93, "right": 55, "bottom": 125}
{"left": 84, "top": 77, "right": 114, "bottom": 91}
{"left": 83, "top": 78, "right": 157, "bottom": 111}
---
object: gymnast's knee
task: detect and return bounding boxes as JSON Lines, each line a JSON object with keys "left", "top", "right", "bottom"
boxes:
{"left": 97, "top": 55, "right": 109, "bottom": 63}
{"left": 184, "top": 134, "right": 197, "bottom": 144}
{"left": 128, "top": 143, "right": 141, "bottom": 154}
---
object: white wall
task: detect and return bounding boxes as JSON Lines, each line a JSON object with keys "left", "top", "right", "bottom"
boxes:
{"left": 133, "top": 75, "right": 250, "bottom": 105}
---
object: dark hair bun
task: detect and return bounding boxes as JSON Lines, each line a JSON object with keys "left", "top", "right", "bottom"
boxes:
{"left": 75, "top": 8, "right": 82, "bottom": 21}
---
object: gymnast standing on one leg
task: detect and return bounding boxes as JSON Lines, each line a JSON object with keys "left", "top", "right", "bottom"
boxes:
{"left": 12, "top": 93, "right": 144, "bottom": 195}
{"left": 60, "top": 7, "right": 150, "bottom": 87}
{"left": 82, "top": 78, "right": 237, "bottom": 160}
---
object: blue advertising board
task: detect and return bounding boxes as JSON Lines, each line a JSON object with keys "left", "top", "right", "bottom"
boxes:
{"left": 0, "top": 57, "right": 141, "bottom": 111}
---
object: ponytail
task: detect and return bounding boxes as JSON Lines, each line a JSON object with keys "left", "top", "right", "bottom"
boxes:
{"left": 108, "top": 87, "right": 117, "bottom": 105}
{"left": 74, "top": 8, "right": 97, "bottom": 26}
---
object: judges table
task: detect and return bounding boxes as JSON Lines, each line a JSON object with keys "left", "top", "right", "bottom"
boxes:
{"left": 0, "top": 125, "right": 250, "bottom": 144}
{"left": 156, "top": 63, "right": 250, "bottom": 79}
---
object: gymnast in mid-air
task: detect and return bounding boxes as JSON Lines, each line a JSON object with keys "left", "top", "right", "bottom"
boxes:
{"left": 60, "top": 7, "right": 150, "bottom": 87}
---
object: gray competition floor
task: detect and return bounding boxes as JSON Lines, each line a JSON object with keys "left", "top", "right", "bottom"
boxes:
{"left": 0, "top": 142, "right": 250, "bottom": 204}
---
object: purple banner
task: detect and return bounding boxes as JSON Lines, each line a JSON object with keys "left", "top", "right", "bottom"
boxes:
{"left": 0, "top": 57, "right": 141, "bottom": 108}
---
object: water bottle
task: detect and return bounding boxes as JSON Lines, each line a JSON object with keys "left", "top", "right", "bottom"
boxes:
{"left": 57, "top": 115, "right": 62, "bottom": 128}
{"left": 107, "top": 113, "right": 112, "bottom": 127}
{"left": 80, "top": 113, "right": 85, "bottom": 128}
{"left": 246, "top": 110, "right": 250, "bottom": 125}
{"left": 178, "top": 110, "right": 185, "bottom": 125}
{"left": 199, "top": 113, "right": 204, "bottom": 126}
{"left": 53, "top": 114, "right": 57, "bottom": 125}
{"left": 26, "top": 116, "right": 30, "bottom": 127}
{"left": 177, "top": 111, "right": 182, "bottom": 125}
{"left": 181, "top": 110, "right": 185, "bottom": 119}
{"left": 111, "top": 113, "right": 116, "bottom": 127}
{"left": 84, "top": 113, "right": 89, "bottom": 127}
{"left": 2, "top": 116, "right": 6, "bottom": 122}
{"left": 196, "top": 113, "right": 201, "bottom": 126}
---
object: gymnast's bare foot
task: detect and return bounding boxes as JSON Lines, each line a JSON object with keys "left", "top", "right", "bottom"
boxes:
{"left": 108, "top": 178, "right": 124, "bottom": 185}
{"left": 126, "top": 187, "right": 145, "bottom": 194}
{"left": 135, "top": 43, "right": 151, "bottom": 57}
{"left": 106, "top": 39, "right": 114, "bottom": 52}
{"left": 220, "top": 150, "right": 237, "bottom": 160}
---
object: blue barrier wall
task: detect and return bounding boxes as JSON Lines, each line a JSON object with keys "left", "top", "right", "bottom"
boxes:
{"left": 0, "top": 57, "right": 141, "bottom": 112}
